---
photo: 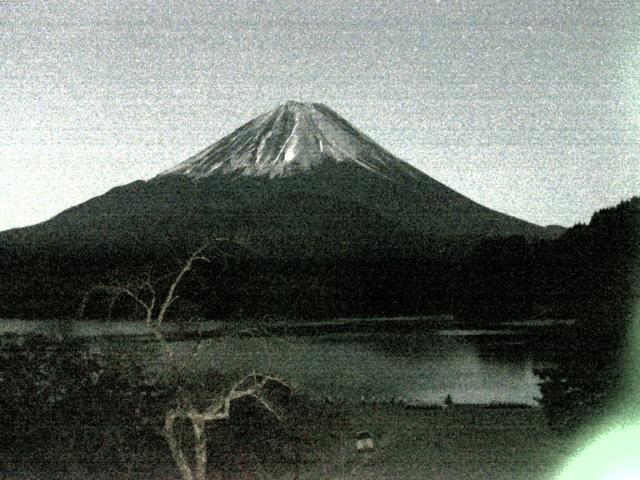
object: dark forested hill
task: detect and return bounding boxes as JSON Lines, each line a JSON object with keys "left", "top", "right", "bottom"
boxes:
{"left": 454, "top": 196, "right": 639, "bottom": 323}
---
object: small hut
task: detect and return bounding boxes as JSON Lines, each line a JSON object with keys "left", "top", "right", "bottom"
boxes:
{"left": 356, "top": 431, "right": 374, "bottom": 451}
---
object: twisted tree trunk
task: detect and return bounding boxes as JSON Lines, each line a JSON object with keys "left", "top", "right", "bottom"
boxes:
{"left": 161, "top": 373, "right": 287, "bottom": 480}
{"left": 81, "top": 243, "right": 289, "bottom": 480}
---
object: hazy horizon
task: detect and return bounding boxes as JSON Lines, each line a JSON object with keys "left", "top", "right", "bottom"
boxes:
{"left": 2, "top": 0, "right": 638, "bottom": 231}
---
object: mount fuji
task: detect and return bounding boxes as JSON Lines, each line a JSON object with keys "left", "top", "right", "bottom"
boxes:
{"left": 0, "top": 101, "right": 559, "bottom": 319}
{"left": 20, "top": 101, "right": 547, "bottom": 243}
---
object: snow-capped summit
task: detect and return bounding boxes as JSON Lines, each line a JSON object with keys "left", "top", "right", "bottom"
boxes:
{"left": 4, "top": 101, "right": 553, "bottom": 258}
{"left": 161, "top": 101, "right": 410, "bottom": 179}
{"left": 117, "top": 101, "right": 550, "bottom": 241}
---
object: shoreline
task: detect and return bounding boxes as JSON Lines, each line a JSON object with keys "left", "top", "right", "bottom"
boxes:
{"left": 0, "top": 315, "right": 576, "bottom": 343}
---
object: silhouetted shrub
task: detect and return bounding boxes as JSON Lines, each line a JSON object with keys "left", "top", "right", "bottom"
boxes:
{"left": 0, "top": 337, "right": 171, "bottom": 473}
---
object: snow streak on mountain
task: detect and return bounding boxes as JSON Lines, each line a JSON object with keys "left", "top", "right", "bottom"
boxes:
{"left": 162, "top": 101, "right": 419, "bottom": 180}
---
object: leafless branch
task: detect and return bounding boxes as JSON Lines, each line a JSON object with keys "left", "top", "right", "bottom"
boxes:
{"left": 156, "top": 243, "right": 210, "bottom": 326}
{"left": 80, "top": 240, "right": 292, "bottom": 480}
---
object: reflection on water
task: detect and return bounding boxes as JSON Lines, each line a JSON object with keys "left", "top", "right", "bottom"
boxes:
{"left": 149, "top": 332, "right": 543, "bottom": 406}
{"left": 0, "top": 320, "right": 547, "bottom": 406}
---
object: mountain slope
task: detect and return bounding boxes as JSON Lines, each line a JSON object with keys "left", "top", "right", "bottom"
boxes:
{"left": 0, "top": 101, "right": 561, "bottom": 319}
{"left": 9, "top": 101, "right": 549, "bottom": 248}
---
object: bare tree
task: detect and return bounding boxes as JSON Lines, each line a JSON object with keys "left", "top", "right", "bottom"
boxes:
{"left": 163, "top": 372, "right": 287, "bottom": 480}
{"left": 81, "top": 243, "right": 290, "bottom": 480}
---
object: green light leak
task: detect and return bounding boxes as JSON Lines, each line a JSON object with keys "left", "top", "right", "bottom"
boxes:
{"left": 555, "top": 248, "right": 640, "bottom": 479}
{"left": 556, "top": 423, "right": 640, "bottom": 480}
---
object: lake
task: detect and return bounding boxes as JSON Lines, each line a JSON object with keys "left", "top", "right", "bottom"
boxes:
{"left": 0, "top": 318, "right": 563, "bottom": 406}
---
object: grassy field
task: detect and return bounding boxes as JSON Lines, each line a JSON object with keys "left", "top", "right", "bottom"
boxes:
{"left": 2, "top": 402, "right": 572, "bottom": 480}
{"left": 277, "top": 403, "right": 572, "bottom": 480}
{"left": 200, "top": 402, "right": 572, "bottom": 480}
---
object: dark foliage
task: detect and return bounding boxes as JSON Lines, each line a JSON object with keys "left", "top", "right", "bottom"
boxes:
{"left": 453, "top": 235, "right": 541, "bottom": 321}
{"left": 533, "top": 197, "right": 639, "bottom": 431}
{"left": 0, "top": 336, "right": 338, "bottom": 478}
{"left": 0, "top": 337, "right": 172, "bottom": 476}
{"left": 0, "top": 240, "right": 459, "bottom": 321}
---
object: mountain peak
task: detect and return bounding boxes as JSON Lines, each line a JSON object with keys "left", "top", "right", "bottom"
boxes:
{"left": 274, "top": 100, "right": 328, "bottom": 115}
{"left": 280, "top": 99, "right": 318, "bottom": 109}
{"left": 161, "top": 102, "right": 403, "bottom": 179}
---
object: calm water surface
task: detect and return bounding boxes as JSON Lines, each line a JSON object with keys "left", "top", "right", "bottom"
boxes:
{"left": 0, "top": 319, "right": 551, "bottom": 406}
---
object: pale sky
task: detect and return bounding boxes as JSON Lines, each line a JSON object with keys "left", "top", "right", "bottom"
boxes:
{"left": 1, "top": 0, "right": 638, "bottom": 231}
